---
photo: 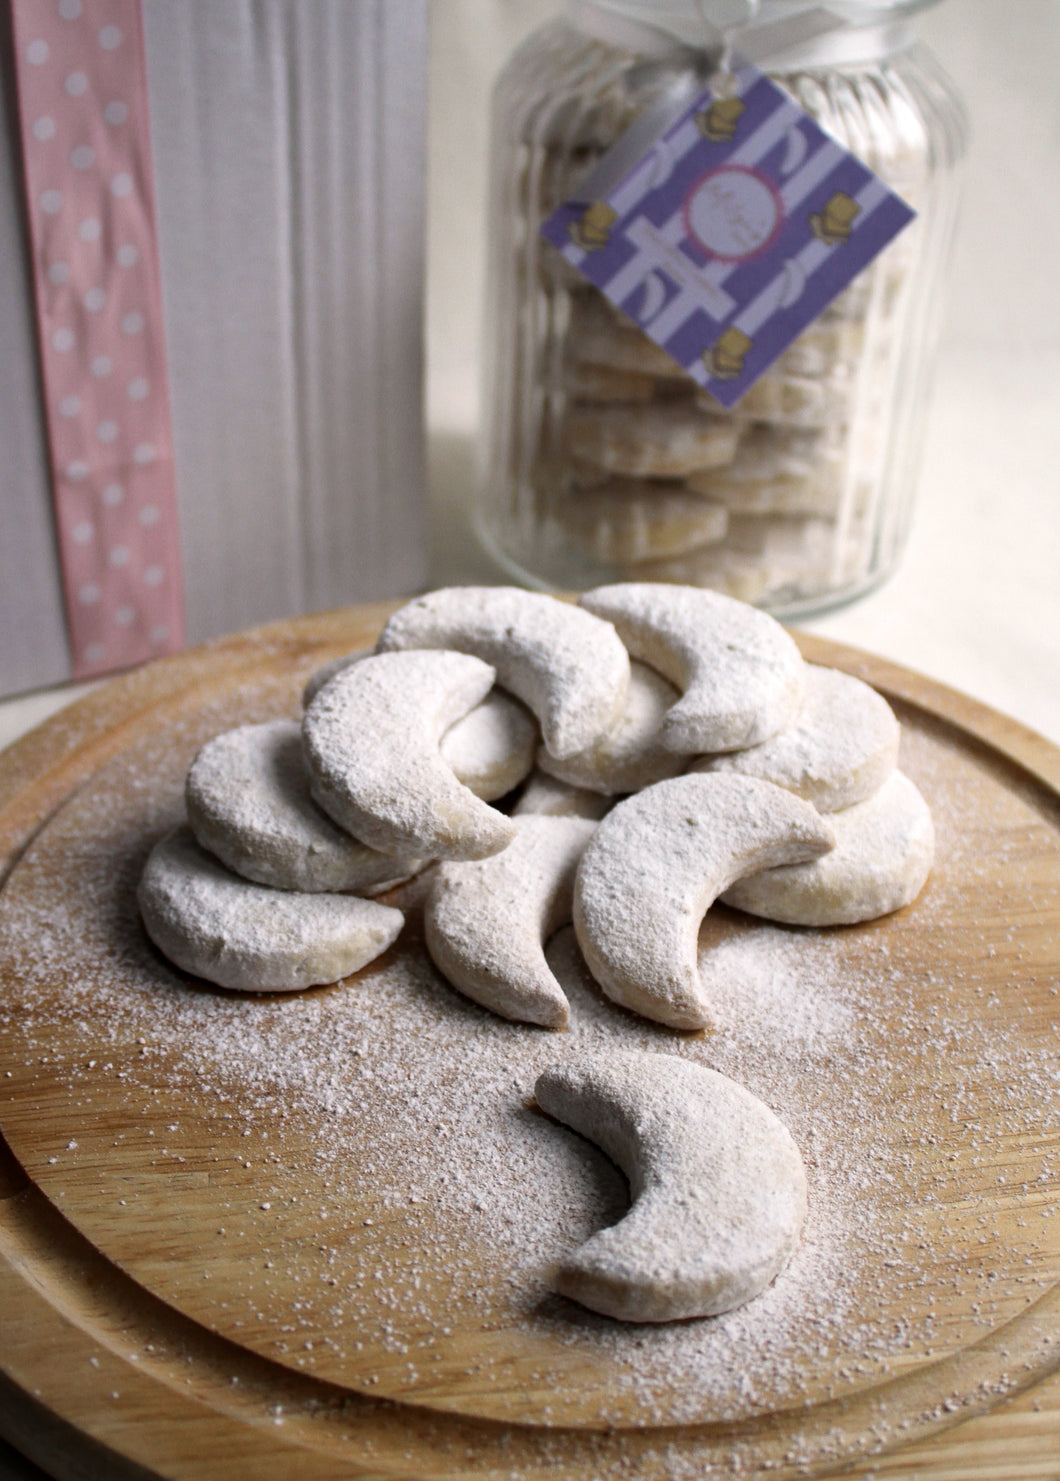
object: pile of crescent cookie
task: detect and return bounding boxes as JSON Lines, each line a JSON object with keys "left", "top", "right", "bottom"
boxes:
{"left": 138, "top": 582, "right": 934, "bottom": 1031}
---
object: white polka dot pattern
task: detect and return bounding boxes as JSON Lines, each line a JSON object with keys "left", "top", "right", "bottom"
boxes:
{"left": 11, "top": 0, "right": 184, "bottom": 679}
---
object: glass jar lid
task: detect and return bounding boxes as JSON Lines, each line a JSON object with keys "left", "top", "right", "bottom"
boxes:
{"left": 569, "top": 0, "right": 944, "bottom": 63}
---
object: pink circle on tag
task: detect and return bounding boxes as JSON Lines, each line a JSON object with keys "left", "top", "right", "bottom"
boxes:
{"left": 683, "top": 165, "right": 784, "bottom": 263}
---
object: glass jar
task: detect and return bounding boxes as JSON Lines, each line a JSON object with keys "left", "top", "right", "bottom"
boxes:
{"left": 476, "top": 0, "right": 967, "bottom": 617}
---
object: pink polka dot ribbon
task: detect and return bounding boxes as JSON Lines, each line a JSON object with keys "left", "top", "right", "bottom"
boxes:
{"left": 11, "top": 0, "right": 185, "bottom": 679}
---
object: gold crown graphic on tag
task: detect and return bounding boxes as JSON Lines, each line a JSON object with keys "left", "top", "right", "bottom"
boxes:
{"left": 809, "top": 191, "right": 861, "bottom": 245}
{"left": 569, "top": 201, "right": 619, "bottom": 251}
{"left": 705, "top": 326, "right": 754, "bottom": 380}
{"left": 694, "top": 96, "right": 746, "bottom": 143}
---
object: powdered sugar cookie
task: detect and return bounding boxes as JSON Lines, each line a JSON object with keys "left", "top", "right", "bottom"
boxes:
{"left": 186, "top": 720, "right": 424, "bottom": 894}
{"left": 302, "top": 652, "right": 361, "bottom": 708}
{"left": 774, "top": 317, "right": 864, "bottom": 378}
{"left": 686, "top": 425, "right": 845, "bottom": 517}
{"left": 538, "top": 660, "right": 685, "bottom": 797}
{"left": 627, "top": 518, "right": 855, "bottom": 608}
{"left": 624, "top": 546, "right": 775, "bottom": 604}
{"left": 564, "top": 403, "right": 739, "bottom": 479}
{"left": 302, "top": 650, "right": 516, "bottom": 862}
{"left": 573, "top": 774, "right": 835, "bottom": 1029}
{"left": 137, "top": 826, "right": 404, "bottom": 992}
{"left": 512, "top": 773, "right": 613, "bottom": 822}
{"left": 535, "top": 1053, "right": 807, "bottom": 1322}
{"left": 375, "top": 587, "right": 630, "bottom": 760}
{"left": 304, "top": 657, "right": 537, "bottom": 800}
{"left": 568, "top": 291, "right": 689, "bottom": 379}
{"left": 438, "top": 689, "right": 538, "bottom": 801}
{"left": 562, "top": 360, "right": 658, "bottom": 403}
{"left": 721, "top": 770, "right": 934, "bottom": 926}
{"left": 715, "top": 366, "right": 852, "bottom": 428}
{"left": 690, "top": 665, "right": 901, "bottom": 813}
{"left": 558, "top": 481, "right": 728, "bottom": 565}
{"left": 425, "top": 815, "right": 597, "bottom": 1029}
{"left": 722, "top": 513, "right": 839, "bottom": 563}
{"left": 580, "top": 582, "right": 806, "bottom": 754}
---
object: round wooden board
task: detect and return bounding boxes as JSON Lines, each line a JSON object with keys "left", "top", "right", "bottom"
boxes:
{"left": 0, "top": 602, "right": 1058, "bottom": 1481}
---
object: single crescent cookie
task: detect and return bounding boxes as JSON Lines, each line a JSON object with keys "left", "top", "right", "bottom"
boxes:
{"left": 573, "top": 774, "right": 835, "bottom": 1029}
{"left": 375, "top": 587, "right": 630, "bottom": 760}
{"left": 425, "top": 815, "right": 598, "bottom": 1029}
{"left": 137, "top": 826, "right": 404, "bottom": 991}
{"left": 579, "top": 583, "right": 805, "bottom": 754}
{"left": 721, "top": 770, "right": 934, "bottom": 926}
{"left": 537, "top": 660, "right": 685, "bottom": 796}
{"left": 186, "top": 720, "right": 426, "bottom": 893}
{"left": 302, "top": 650, "right": 517, "bottom": 862}
{"left": 689, "top": 665, "right": 901, "bottom": 813}
{"left": 535, "top": 1053, "right": 807, "bottom": 1323}
{"left": 305, "top": 656, "right": 538, "bottom": 801}
{"left": 512, "top": 773, "right": 613, "bottom": 822}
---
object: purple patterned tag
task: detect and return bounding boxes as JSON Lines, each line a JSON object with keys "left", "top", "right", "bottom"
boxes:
{"left": 542, "top": 61, "right": 915, "bottom": 408}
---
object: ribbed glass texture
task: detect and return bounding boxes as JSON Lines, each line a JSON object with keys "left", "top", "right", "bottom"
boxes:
{"left": 476, "top": 13, "right": 966, "bottom": 616}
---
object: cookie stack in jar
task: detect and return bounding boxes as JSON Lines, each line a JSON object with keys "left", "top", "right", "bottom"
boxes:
{"left": 476, "top": 0, "right": 966, "bottom": 617}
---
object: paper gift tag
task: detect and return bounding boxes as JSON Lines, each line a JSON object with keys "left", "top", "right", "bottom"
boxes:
{"left": 542, "top": 59, "right": 915, "bottom": 408}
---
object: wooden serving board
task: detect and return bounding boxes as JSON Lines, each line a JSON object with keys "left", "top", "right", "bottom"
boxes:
{"left": 0, "top": 602, "right": 1058, "bottom": 1481}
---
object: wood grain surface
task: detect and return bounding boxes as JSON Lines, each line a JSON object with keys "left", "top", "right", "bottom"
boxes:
{"left": 0, "top": 602, "right": 1057, "bottom": 1481}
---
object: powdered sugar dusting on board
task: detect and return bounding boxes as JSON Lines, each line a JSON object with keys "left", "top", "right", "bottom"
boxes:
{"left": 0, "top": 691, "right": 1056, "bottom": 1442}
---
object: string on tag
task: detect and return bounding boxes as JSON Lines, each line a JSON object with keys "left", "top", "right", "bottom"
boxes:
{"left": 691, "top": 0, "right": 762, "bottom": 84}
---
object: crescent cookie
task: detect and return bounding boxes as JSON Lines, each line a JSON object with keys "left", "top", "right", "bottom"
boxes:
{"left": 559, "top": 481, "right": 728, "bottom": 566}
{"left": 512, "top": 772, "right": 614, "bottom": 822}
{"left": 137, "top": 826, "right": 404, "bottom": 992}
{"left": 580, "top": 582, "right": 806, "bottom": 754}
{"left": 625, "top": 516, "right": 838, "bottom": 607}
{"left": 686, "top": 425, "right": 845, "bottom": 517}
{"left": 375, "top": 586, "right": 631, "bottom": 760}
{"left": 713, "top": 365, "right": 852, "bottom": 429}
{"left": 689, "top": 664, "right": 901, "bottom": 813}
{"left": 535, "top": 1053, "right": 807, "bottom": 1323}
{"left": 573, "top": 774, "right": 835, "bottom": 1030}
{"left": 562, "top": 359, "right": 659, "bottom": 404}
{"left": 304, "top": 655, "right": 538, "bottom": 802}
{"left": 721, "top": 769, "right": 934, "bottom": 926}
{"left": 563, "top": 402, "right": 740, "bottom": 480}
{"left": 567, "top": 291, "right": 690, "bottom": 379}
{"left": 537, "top": 660, "right": 686, "bottom": 797}
{"left": 302, "top": 650, "right": 517, "bottom": 862}
{"left": 186, "top": 720, "right": 426, "bottom": 894}
{"left": 425, "top": 815, "right": 597, "bottom": 1029}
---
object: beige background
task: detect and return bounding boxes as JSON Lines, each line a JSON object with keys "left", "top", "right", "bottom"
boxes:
{"left": 425, "top": 0, "right": 1060, "bottom": 745}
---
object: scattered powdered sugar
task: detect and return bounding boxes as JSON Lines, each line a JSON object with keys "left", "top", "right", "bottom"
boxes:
{"left": 0, "top": 689, "right": 1056, "bottom": 1452}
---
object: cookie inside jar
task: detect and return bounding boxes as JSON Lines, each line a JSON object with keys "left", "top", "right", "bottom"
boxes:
{"left": 476, "top": 1, "right": 967, "bottom": 617}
